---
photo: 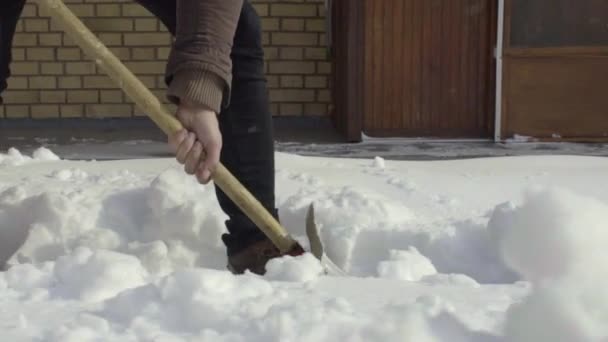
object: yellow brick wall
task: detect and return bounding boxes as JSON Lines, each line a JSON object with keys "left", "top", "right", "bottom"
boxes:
{"left": 0, "top": 0, "right": 331, "bottom": 119}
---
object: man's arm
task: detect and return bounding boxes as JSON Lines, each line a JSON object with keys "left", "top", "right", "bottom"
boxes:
{"left": 165, "top": 0, "right": 244, "bottom": 113}
{"left": 165, "top": 0, "right": 244, "bottom": 184}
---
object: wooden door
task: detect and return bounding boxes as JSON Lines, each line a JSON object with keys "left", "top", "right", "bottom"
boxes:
{"left": 500, "top": 0, "right": 608, "bottom": 141}
{"left": 362, "top": 0, "right": 497, "bottom": 138}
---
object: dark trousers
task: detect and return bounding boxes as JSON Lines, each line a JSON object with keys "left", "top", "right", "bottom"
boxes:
{"left": 135, "top": 0, "right": 277, "bottom": 256}
{"left": 0, "top": 0, "right": 277, "bottom": 255}
{"left": 0, "top": 0, "right": 26, "bottom": 95}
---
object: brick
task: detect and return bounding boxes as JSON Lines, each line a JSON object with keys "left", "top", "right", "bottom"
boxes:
{"left": 132, "top": 48, "right": 156, "bottom": 60}
{"left": 266, "top": 75, "right": 279, "bottom": 88}
{"left": 271, "top": 32, "right": 317, "bottom": 46}
{"left": 305, "top": 103, "right": 329, "bottom": 116}
{"left": 86, "top": 104, "right": 132, "bottom": 118}
{"left": 281, "top": 19, "right": 305, "bottom": 31}
{"left": 271, "top": 4, "right": 317, "bottom": 17}
{"left": 305, "top": 76, "right": 326, "bottom": 88}
{"left": 39, "top": 33, "right": 62, "bottom": 46}
{"left": 157, "top": 47, "right": 171, "bottom": 59}
{"left": 3, "top": 91, "right": 39, "bottom": 104}
{"left": 270, "top": 103, "right": 279, "bottom": 116}
{"left": 65, "top": 62, "right": 97, "bottom": 75}
{"left": 280, "top": 75, "right": 303, "bottom": 88}
{"left": 13, "top": 34, "right": 37, "bottom": 47}
{"left": 124, "top": 33, "right": 171, "bottom": 46}
{"left": 156, "top": 76, "right": 167, "bottom": 88}
{"left": 139, "top": 76, "right": 157, "bottom": 88}
{"left": 29, "top": 76, "right": 57, "bottom": 89}
{"left": 5, "top": 105, "right": 30, "bottom": 118}
{"left": 108, "top": 47, "right": 131, "bottom": 60}
{"left": 252, "top": 4, "right": 269, "bottom": 16}
{"left": 269, "top": 89, "right": 315, "bottom": 102}
{"left": 135, "top": 19, "right": 158, "bottom": 31}
{"left": 40, "top": 91, "right": 67, "bottom": 103}
{"left": 6, "top": 77, "right": 28, "bottom": 90}
{"left": 263, "top": 47, "right": 279, "bottom": 60}
{"left": 62, "top": 35, "right": 77, "bottom": 47}
{"left": 279, "top": 47, "right": 303, "bottom": 60}
{"left": 280, "top": 103, "right": 303, "bottom": 116}
{"left": 41, "top": 63, "right": 64, "bottom": 75}
{"left": 31, "top": 105, "right": 60, "bottom": 118}
{"left": 318, "top": 3, "right": 327, "bottom": 16}
{"left": 269, "top": 61, "right": 315, "bottom": 74}
{"left": 305, "top": 47, "right": 327, "bottom": 60}
{"left": 21, "top": 4, "right": 37, "bottom": 17}
{"left": 98, "top": 33, "right": 122, "bottom": 46}
{"left": 317, "top": 89, "right": 331, "bottom": 102}
{"left": 67, "top": 4, "right": 95, "bottom": 17}
{"left": 319, "top": 33, "right": 327, "bottom": 45}
{"left": 305, "top": 19, "right": 326, "bottom": 32}
{"left": 26, "top": 48, "right": 54, "bottom": 61}
{"left": 11, "top": 48, "right": 25, "bottom": 61}
{"left": 11, "top": 62, "right": 39, "bottom": 75}
{"left": 124, "top": 61, "right": 166, "bottom": 74}
{"left": 81, "top": 18, "right": 133, "bottom": 32}
{"left": 60, "top": 105, "right": 84, "bottom": 118}
{"left": 57, "top": 48, "right": 81, "bottom": 61}
{"left": 67, "top": 90, "right": 99, "bottom": 103}
{"left": 24, "top": 19, "right": 49, "bottom": 32}
{"left": 96, "top": 4, "right": 121, "bottom": 17}
{"left": 122, "top": 4, "right": 152, "bottom": 17}
{"left": 261, "top": 18, "right": 280, "bottom": 31}
{"left": 15, "top": 21, "right": 24, "bottom": 33}
{"left": 100, "top": 90, "right": 123, "bottom": 103}
{"left": 83, "top": 76, "right": 117, "bottom": 89}
{"left": 58, "top": 76, "right": 82, "bottom": 89}
{"left": 317, "top": 62, "right": 331, "bottom": 74}
{"left": 262, "top": 32, "right": 270, "bottom": 45}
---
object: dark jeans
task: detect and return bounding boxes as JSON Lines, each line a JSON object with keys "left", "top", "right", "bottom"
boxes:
{"left": 135, "top": 0, "right": 278, "bottom": 255}
{"left": 0, "top": 0, "right": 26, "bottom": 96}
{"left": 0, "top": 0, "right": 277, "bottom": 255}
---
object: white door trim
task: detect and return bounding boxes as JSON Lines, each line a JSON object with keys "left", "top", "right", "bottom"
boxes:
{"left": 494, "top": 0, "right": 506, "bottom": 142}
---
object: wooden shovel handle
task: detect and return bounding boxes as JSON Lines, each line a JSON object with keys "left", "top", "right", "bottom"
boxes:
{"left": 36, "top": 0, "right": 298, "bottom": 253}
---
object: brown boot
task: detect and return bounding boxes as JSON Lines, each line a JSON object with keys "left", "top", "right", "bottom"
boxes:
{"left": 227, "top": 238, "right": 282, "bottom": 275}
{"left": 227, "top": 238, "right": 308, "bottom": 275}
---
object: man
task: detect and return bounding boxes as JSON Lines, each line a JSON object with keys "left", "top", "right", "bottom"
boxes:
{"left": 0, "top": 0, "right": 287, "bottom": 275}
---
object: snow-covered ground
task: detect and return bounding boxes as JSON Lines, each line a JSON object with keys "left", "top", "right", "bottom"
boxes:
{"left": 1, "top": 146, "right": 607, "bottom": 341}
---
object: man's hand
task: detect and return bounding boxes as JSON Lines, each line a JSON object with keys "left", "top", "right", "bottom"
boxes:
{"left": 168, "top": 101, "right": 222, "bottom": 184}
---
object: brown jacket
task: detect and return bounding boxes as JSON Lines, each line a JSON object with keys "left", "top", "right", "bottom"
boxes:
{"left": 165, "top": 0, "right": 244, "bottom": 114}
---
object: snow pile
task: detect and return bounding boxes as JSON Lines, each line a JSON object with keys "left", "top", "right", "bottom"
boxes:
{"left": 490, "top": 188, "right": 608, "bottom": 341}
{"left": 377, "top": 247, "right": 437, "bottom": 281}
{"left": 0, "top": 147, "right": 59, "bottom": 166}
{"left": 265, "top": 253, "right": 324, "bottom": 282}
{"left": 0, "top": 147, "right": 607, "bottom": 341}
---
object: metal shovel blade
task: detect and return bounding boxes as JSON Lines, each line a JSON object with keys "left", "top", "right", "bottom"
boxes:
{"left": 305, "top": 204, "right": 347, "bottom": 277}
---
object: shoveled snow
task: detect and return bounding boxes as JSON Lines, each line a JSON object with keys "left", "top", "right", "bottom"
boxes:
{"left": 0, "top": 147, "right": 607, "bottom": 341}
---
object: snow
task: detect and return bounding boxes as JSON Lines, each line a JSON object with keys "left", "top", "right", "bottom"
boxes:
{"left": 0, "top": 146, "right": 607, "bottom": 341}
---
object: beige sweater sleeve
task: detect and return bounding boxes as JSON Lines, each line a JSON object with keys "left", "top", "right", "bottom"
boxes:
{"left": 165, "top": 0, "right": 244, "bottom": 113}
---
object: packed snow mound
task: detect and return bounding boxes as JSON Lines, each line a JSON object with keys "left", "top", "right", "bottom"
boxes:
{"left": 489, "top": 188, "right": 608, "bottom": 341}
{"left": 1, "top": 147, "right": 608, "bottom": 341}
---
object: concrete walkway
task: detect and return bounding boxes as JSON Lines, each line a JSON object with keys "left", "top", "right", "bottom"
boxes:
{"left": 1, "top": 125, "right": 607, "bottom": 161}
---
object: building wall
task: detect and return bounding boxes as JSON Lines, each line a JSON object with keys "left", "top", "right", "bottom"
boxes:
{"left": 0, "top": 0, "right": 331, "bottom": 120}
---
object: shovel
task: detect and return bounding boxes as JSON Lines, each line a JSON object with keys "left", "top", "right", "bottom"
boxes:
{"left": 35, "top": 0, "right": 346, "bottom": 276}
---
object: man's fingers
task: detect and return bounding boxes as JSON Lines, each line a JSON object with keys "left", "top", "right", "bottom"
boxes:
{"left": 167, "top": 129, "right": 187, "bottom": 153}
{"left": 197, "top": 141, "right": 221, "bottom": 184}
{"left": 184, "top": 141, "right": 203, "bottom": 175}
{"left": 176, "top": 132, "right": 196, "bottom": 164}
